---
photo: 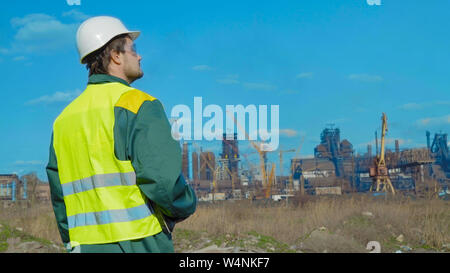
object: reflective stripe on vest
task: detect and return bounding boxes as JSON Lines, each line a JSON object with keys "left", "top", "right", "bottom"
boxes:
{"left": 53, "top": 82, "right": 162, "bottom": 247}
{"left": 61, "top": 172, "right": 136, "bottom": 196}
{"left": 68, "top": 203, "right": 153, "bottom": 229}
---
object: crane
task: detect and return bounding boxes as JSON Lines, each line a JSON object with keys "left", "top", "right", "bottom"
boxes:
{"left": 279, "top": 148, "right": 295, "bottom": 187}
{"left": 370, "top": 113, "right": 396, "bottom": 195}
{"left": 288, "top": 136, "right": 305, "bottom": 193}
{"left": 211, "top": 166, "right": 220, "bottom": 201}
{"left": 192, "top": 142, "right": 221, "bottom": 200}
{"left": 252, "top": 142, "right": 269, "bottom": 193}
{"left": 265, "top": 163, "right": 276, "bottom": 199}
{"left": 223, "top": 109, "right": 274, "bottom": 199}
{"left": 222, "top": 164, "right": 238, "bottom": 199}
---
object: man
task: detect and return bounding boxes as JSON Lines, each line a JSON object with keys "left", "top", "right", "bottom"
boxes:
{"left": 46, "top": 16, "right": 197, "bottom": 253}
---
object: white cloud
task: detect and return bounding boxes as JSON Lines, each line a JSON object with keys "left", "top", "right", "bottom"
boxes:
{"left": 399, "top": 101, "right": 450, "bottom": 111}
{"left": 279, "top": 129, "right": 298, "bottom": 137}
{"left": 399, "top": 102, "right": 424, "bottom": 110}
{"left": 348, "top": 73, "right": 383, "bottom": 82}
{"left": 416, "top": 115, "right": 450, "bottom": 127}
{"left": 13, "top": 160, "right": 45, "bottom": 166}
{"left": 217, "top": 75, "right": 240, "bottom": 85}
{"left": 13, "top": 56, "right": 26, "bottom": 61}
{"left": 12, "top": 14, "right": 76, "bottom": 41}
{"left": 25, "top": 89, "right": 82, "bottom": 105}
{"left": 192, "top": 65, "right": 212, "bottom": 71}
{"left": 6, "top": 13, "right": 79, "bottom": 54}
{"left": 62, "top": 9, "right": 90, "bottom": 21}
{"left": 296, "top": 72, "right": 313, "bottom": 79}
{"left": 243, "top": 82, "right": 276, "bottom": 91}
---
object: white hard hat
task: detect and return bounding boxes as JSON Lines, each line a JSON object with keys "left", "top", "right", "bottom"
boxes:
{"left": 76, "top": 16, "right": 140, "bottom": 64}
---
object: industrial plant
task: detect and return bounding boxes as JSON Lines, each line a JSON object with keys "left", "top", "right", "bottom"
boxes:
{"left": 0, "top": 114, "right": 448, "bottom": 203}
{"left": 182, "top": 113, "right": 450, "bottom": 202}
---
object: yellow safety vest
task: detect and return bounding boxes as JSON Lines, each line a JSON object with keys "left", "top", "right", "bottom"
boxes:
{"left": 53, "top": 82, "right": 162, "bottom": 247}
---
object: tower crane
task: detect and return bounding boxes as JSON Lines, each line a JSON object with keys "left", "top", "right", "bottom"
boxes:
{"left": 279, "top": 149, "right": 295, "bottom": 177}
{"left": 211, "top": 166, "right": 220, "bottom": 201}
{"left": 265, "top": 163, "right": 276, "bottom": 199}
{"left": 370, "top": 113, "right": 396, "bottom": 195}
{"left": 224, "top": 110, "right": 274, "bottom": 199}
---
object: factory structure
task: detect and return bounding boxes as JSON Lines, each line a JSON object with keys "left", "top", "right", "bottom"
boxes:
{"left": 291, "top": 128, "right": 448, "bottom": 196}
{"left": 1, "top": 114, "right": 448, "bottom": 203}
{"left": 185, "top": 133, "right": 244, "bottom": 201}
{"left": 0, "top": 174, "right": 50, "bottom": 203}
{"left": 183, "top": 118, "right": 450, "bottom": 201}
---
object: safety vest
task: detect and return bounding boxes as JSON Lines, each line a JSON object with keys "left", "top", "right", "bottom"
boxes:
{"left": 53, "top": 82, "right": 163, "bottom": 247}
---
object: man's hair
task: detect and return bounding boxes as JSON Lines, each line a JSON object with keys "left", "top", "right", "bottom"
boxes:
{"left": 84, "top": 34, "right": 130, "bottom": 76}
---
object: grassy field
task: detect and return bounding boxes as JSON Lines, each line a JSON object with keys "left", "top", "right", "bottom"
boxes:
{"left": 0, "top": 193, "right": 449, "bottom": 253}
{"left": 175, "top": 194, "right": 449, "bottom": 252}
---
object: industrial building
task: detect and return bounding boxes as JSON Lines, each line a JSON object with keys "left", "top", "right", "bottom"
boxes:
{"left": 313, "top": 127, "right": 354, "bottom": 177}
{"left": 428, "top": 131, "right": 449, "bottom": 173}
{"left": 219, "top": 133, "right": 240, "bottom": 180}
{"left": 182, "top": 121, "right": 449, "bottom": 201}
{"left": 288, "top": 124, "right": 449, "bottom": 197}
{"left": 0, "top": 174, "right": 21, "bottom": 201}
{"left": 200, "top": 152, "right": 215, "bottom": 180}
{"left": 183, "top": 133, "right": 243, "bottom": 200}
{"left": 0, "top": 174, "right": 50, "bottom": 202}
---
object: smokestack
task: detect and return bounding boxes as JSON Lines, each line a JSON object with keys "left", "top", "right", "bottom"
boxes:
{"left": 192, "top": 152, "right": 199, "bottom": 181}
{"left": 395, "top": 140, "right": 400, "bottom": 163}
{"left": 367, "top": 144, "right": 372, "bottom": 158}
{"left": 182, "top": 143, "right": 189, "bottom": 180}
{"left": 375, "top": 131, "right": 379, "bottom": 157}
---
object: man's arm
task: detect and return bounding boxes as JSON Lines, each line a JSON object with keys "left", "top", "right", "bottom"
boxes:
{"left": 114, "top": 94, "right": 197, "bottom": 227}
{"left": 46, "top": 133, "right": 70, "bottom": 246}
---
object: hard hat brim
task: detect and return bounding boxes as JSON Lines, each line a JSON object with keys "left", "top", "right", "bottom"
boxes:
{"left": 80, "top": 30, "right": 141, "bottom": 64}
{"left": 128, "top": 31, "right": 140, "bottom": 41}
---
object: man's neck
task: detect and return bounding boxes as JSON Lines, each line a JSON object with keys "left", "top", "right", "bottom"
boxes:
{"left": 107, "top": 71, "right": 130, "bottom": 84}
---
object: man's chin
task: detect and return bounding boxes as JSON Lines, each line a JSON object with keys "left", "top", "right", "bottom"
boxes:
{"left": 128, "top": 71, "right": 144, "bottom": 83}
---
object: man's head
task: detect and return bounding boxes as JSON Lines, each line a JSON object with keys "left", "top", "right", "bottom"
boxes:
{"left": 76, "top": 16, "right": 143, "bottom": 83}
{"left": 84, "top": 34, "right": 143, "bottom": 83}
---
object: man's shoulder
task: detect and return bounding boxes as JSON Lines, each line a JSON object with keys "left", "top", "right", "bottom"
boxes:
{"left": 115, "top": 88, "right": 159, "bottom": 114}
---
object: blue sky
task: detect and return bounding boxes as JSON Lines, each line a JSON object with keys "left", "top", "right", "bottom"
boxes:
{"left": 0, "top": 0, "right": 449, "bottom": 180}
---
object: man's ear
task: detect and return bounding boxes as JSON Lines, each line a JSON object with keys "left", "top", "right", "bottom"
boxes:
{"left": 110, "top": 49, "right": 122, "bottom": 65}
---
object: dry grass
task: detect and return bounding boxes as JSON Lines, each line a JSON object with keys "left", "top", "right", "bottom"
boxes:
{"left": 0, "top": 194, "right": 448, "bottom": 252}
{"left": 0, "top": 201, "right": 62, "bottom": 245}
{"left": 176, "top": 194, "right": 450, "bottom": 252}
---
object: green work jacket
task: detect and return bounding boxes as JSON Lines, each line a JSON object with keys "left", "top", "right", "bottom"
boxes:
{"left": 46, "top": 74, "right": 197, "bottom": 253}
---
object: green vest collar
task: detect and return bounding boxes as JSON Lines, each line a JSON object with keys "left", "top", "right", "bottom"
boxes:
{"left": 88, "top": 74, "right": 130, "bottom": 87}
